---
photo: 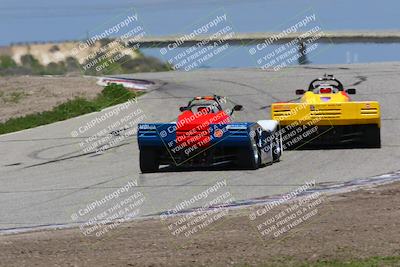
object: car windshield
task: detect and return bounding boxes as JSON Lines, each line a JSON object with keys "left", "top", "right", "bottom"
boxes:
{"left": 312, "top": 84, "right": 339, "bottom": 94}
{"left": 189, "top": 101, "right": 220, "bottom": 113}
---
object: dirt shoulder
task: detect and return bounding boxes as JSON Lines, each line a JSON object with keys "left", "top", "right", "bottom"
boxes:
{"left": 0, "top": 75, "right": 102, "bottom": 122}
{"left": 0, "top": 182, "right": 399, "bottom": 267}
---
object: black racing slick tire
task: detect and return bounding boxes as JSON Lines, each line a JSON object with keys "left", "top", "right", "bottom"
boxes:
{"left": 238, "top": 141, "right": 261, "bottom": 170}
{"left": 140, "top": 149, "right": 159, "bottom": 173}
{"left": 365, "top": 125, "right": 381, "bottom": 148}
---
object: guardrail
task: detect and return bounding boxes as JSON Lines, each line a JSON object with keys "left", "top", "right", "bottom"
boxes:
{"left": 126, "top": 31, "right": 400, "bottom": 48}
{"left": 6, "top": 31, "right": 400, "bottom": 48}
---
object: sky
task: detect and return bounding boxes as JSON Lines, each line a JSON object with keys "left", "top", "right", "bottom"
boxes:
{"left": 1, "top": 0, "right": 399, "bottom": 45}
{"left": 0, "top": 0, "right": 399, "bottom": 66}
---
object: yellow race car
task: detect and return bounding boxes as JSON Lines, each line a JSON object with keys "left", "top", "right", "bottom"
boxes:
{"left": 271, "top": 74, "right": 381, "bottom": 149}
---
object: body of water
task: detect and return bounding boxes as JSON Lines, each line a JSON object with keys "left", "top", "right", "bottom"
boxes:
{"left": 1, "top": 0, "right": 399, "bottom": 67}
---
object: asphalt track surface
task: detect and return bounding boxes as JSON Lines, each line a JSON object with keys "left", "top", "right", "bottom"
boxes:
{"left": 1, "top": 63, "right": 400, "bottom": 232}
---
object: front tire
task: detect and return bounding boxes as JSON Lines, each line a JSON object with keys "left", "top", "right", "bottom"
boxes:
{"left": 140, "top": 149, "right": 159, "bottom": 173}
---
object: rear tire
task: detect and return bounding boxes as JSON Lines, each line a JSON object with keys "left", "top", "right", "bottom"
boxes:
{"left": 140, "top": 149, "right": 159, "bottom": 173}
{"left": 365, "top": 125, "right": 381, "bottom": 148}
{"left": 237, "top": 142, "right": 260, "bottom": 170}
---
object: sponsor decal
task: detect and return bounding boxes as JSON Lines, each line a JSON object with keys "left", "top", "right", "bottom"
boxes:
{"left": 214, "top": 128, "right": 224, "bottom": 138}
{"left": 320, "top": 97, "right": 331, "bottom": 102}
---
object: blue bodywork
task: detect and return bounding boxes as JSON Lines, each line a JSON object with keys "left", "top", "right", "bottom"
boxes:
{"left": 137, "top": 121, "right": 278, "bottom": 170}
{"left": 137, "top": 122, "right": 256, "bottom": 150}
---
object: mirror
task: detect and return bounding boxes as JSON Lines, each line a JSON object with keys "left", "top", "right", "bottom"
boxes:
{"left": 233, "top": 105, "right": 243, "bottom": 111}
{"left": 345, "top": 88, "right": 356, "bottom": 94}
{"left": 179, "top": 106, "right": 187, "bottom": 112}
{"left": 295, "top": 89, "right": 305, "bottom": 95}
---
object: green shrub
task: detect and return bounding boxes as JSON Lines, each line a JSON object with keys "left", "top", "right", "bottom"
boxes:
{"left": 0, "top": 55, "right": 17, "bottom": 68}
{"left": 45, "top": 62, "right": 67, "bottom": 75}
{"left": 101, "top": 83, "right": 135, "bottom": 100}
{"left": 65, "top": 56, "right": 80, "bottom": 72}
{"left": 0, "top": 84, "right": 142, "bottom": 134}
{"left": 20, "top": 54, "right": 45, "bottom": 74}
{"left": 2, "top": 48, "right": 171, "bottom": 76}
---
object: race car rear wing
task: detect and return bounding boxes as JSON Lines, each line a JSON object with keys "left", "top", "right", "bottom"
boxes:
{"left": 137, "top": 122, "right": 254, "bottom": 150}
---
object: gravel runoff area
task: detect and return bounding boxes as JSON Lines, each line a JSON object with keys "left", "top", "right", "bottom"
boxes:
{"left": 0, "top": 75, "right": 101, "bottom": 122}
{"left": 0, "top": 181, "right": 399, "bottom": 267}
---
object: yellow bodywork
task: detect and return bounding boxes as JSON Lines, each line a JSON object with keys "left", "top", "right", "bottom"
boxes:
{"left": 271, "top": 91, "right": 381, "bottom": 127}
